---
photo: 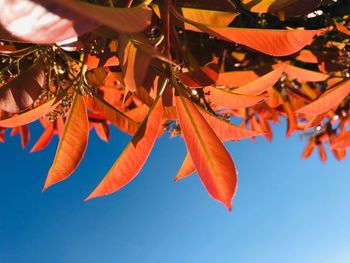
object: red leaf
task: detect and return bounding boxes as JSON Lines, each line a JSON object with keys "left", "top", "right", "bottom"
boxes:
{"left": 119, "top": 37, "right": 151, "bottom": 92}
{"left": 30, "top": 123, "right": 55, "bottom": 153}
{"left": 331, "top": 131, "right": 350, "bottom": 150}
{"left": 171, "top": 6, "right": 325, "bottom": 56}
{"left": 178, "top": 61, "right": 219, "bottom": 88}
{"left": 94, "top": 122, "right": 110, "bottom": 143}
{"left": 199, "top": 108, "right": 263, "bottom": 141}
{"left": 0, "top": 96, "right": 61, "bottom": 128}
{"left": 93, "top": 95, "right": 139, "bottom": 135}
{"left": 318, "top": 144, "right": 327, "bottom": 163}
{"left": 85, "top": 98, "right": 163, "bottom": 200}
{"left": 296, "top": 79, "right": 350, "bottom": 115}
{"left": 175, "top": 93, "right": 237, "bottom": 210}
{"left": 0, "top": 60, "right": 45, "bottom": 113}
{"left": 206, "top": 87, "right": 266, "bottom": 109}
{"left": 233, "top": 65, "right": 285, "bottom": 95}
{"left": 174, "top": 152, "right": 196, "bottom": 182}
{"left": 217, "top": 70, "right": 259, "bottom": 87}
{"left": 282, "top": 64, "right": 329, "bottom": 82}
{"left": 283, "top": 101, "right": 297, "bottom": 137}
{"left": 301, "top": 138, "right": 316, "bottom": 160}
{"left": 43, "top": 94, "right": 89, "bottom": 190}
{"left": 19, "top": 125, "right": 30, "bottom": 148}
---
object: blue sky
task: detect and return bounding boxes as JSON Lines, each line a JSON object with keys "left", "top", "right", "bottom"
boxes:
{"left": 1, "top": 121, "right": 350, "bottom": 263}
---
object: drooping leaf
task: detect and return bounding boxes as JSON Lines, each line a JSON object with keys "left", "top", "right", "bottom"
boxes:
{"left": 0, "top": 60, "right": 45, "bottom": 113}
{"left": 282, "top": 64, "right": 329, "bottom": 82}
{"left": 85, "top": 97, "right": 163, "bottom": 200}
{"left": 175, "top": 92, "right": 237, "bottom": 210}
{"left": 19, "top": 125, "right": 30, "bottom": 148}
{"left": 199, "top": 108, "right": 263, "bottom": 141}
{"left": 43, "top": 94, "right": 89, "bottom": 190}
{"left": 119, "top": 37, "right": 152, "bottom": 92}
{"left": 283, "top": 101, "right": 297, "bottom": 137}
{"left": 93, "top": 95, "right": 139, "bottom": 135}
{"left": 30, "top": 122, "right": 55, "bottom": 153}
{"left": 296, "top": 79, "right": 350, "bottom": 115}
{"left": 318, "top": 143, "right": 327, "bottom": 163}
{"left": 0, "top": 96, "right": 62, "bottom": 128}
{"left": 94, "top": 122, "right": 110, "bottom": 143}
{"left": 233, "top": 65, "right": 285, "bottom": 95}
{"left": 301, "top": 138, "right": 316, "bottom": 160}
{"left": 331, "top": 131, "right": 350, "bottom": 150}
{"left": 171, "top": 6, "right": 325, "bottom": 56}
{"left": 206, "top": 87, "right": 266, "bottom": 109}
{"left": 174, "top": 152, "right": 196, "bottom": 182}
{"left": 216, "top": 70, "right": 259, "bottom": 87}
{"left": 178, "top": 60, "right": 219, "bottom": 87}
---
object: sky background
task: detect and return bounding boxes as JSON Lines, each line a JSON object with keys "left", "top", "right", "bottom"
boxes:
{"left": 1, "top": 121, "right": 350, "bottom": 263}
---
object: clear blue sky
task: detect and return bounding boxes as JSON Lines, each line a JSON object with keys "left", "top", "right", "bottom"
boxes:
{"left": 1, "top": 121, "right": 350, "bottom": 263}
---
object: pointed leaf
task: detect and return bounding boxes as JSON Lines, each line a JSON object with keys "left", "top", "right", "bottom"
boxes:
{"left": 199, "top": 108, "right": 263, "bottom": 141}
{"left": 174, "top": 152, "right": 196, "bottom": 182}
{"left": 86, "top": 98, "right": 163, "bottom": 200}
{"left": 43, "top": 94, "right": 89, "bottom": 190}
{"left": 171, "top": 6, "right": 325, "bottom": 56}
{"left": 93, "top": 95, "right": 139, "bottom": 135}
{"left": 30, "top": 122, "right": 55, "bottom": 153}
{"left": 296, "top": 79, "right": 350, "bottom": 115}
{"left": 207, "top": 87, "right": 265, "bottom": 109}
{"left": 175, "top": 93, "right": 237, "bottom": 210}
{"left": 234, "top": 65, "right": 285, "bottom": 95}
{"left": 0, "top": 96, "right": 61, "bottom": 128}
{"left": 282, "top": 64, "right": 329, "bottom": 82}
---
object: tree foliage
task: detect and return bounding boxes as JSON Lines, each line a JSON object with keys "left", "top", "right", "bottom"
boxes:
{"left": 0, "top": 0, "right": 349, "bottom": 209}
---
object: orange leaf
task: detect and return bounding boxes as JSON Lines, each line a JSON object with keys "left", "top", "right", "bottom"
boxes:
{"left": 296, "top": 79, "right": 350, "bottom": 115}
{"left": 179, "top": 61, "right": 219, "bottom": 88}
{"left": 301, "top": 138, "right": 316, "bottom": 160}
{"left": 171, "top": 6, "right": 324, "bottom": 56}
{"left": 85, "top": 97, "right": 163, "bottom": 200}
{"left": 174, "top": 152, "right": 196, "bottom": 182}
{"left": 282, "top": 64, "right": 329, "bottom": 82}
{"left": 283, "top": 101, "right": 297, "bottom": 137}
{"left": 94, "top": 122, "right": 110, "bottom": 143}
{"left": 0, "top": 60, "right": 44, "bottom": 113}
{"left": 0, "top": 96, "right": 62, "bottom": 128}
{"left": 217, "top": 70, "right": 259, "bottom": 87}
{"left": 175, "top": 93, "right": 237, "bottom": 210}
{"left": 30, "top": 122, "right": 55, "bottom": 153}
{"left": 199, "top": 108, "right": 263, "bottom": 141}
{"left": 233, "top": 65, "right": 285, "bottom": 95}
{"left": 206, "top": 87, "right": 265, "bottom": 109}
{"left": 43, "top": 94, "right": 89, "bottom": 190}
{"left": 318, "top": 144, "right": 327, "bottom": 163}
{"left": 93, "top": 95, "right": 139, "bottom": 135}
{"left": 119, "top": 37, "right": 151, "bottom": 92}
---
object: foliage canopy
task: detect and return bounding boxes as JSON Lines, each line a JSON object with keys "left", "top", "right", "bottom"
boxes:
{"left": 0, "top": 0, "right": 349, "bottom": 209}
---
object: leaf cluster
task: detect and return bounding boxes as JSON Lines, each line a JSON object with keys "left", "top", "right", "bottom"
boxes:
{"left": 0, "top": 0, "right": 349, "bottom": 209}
